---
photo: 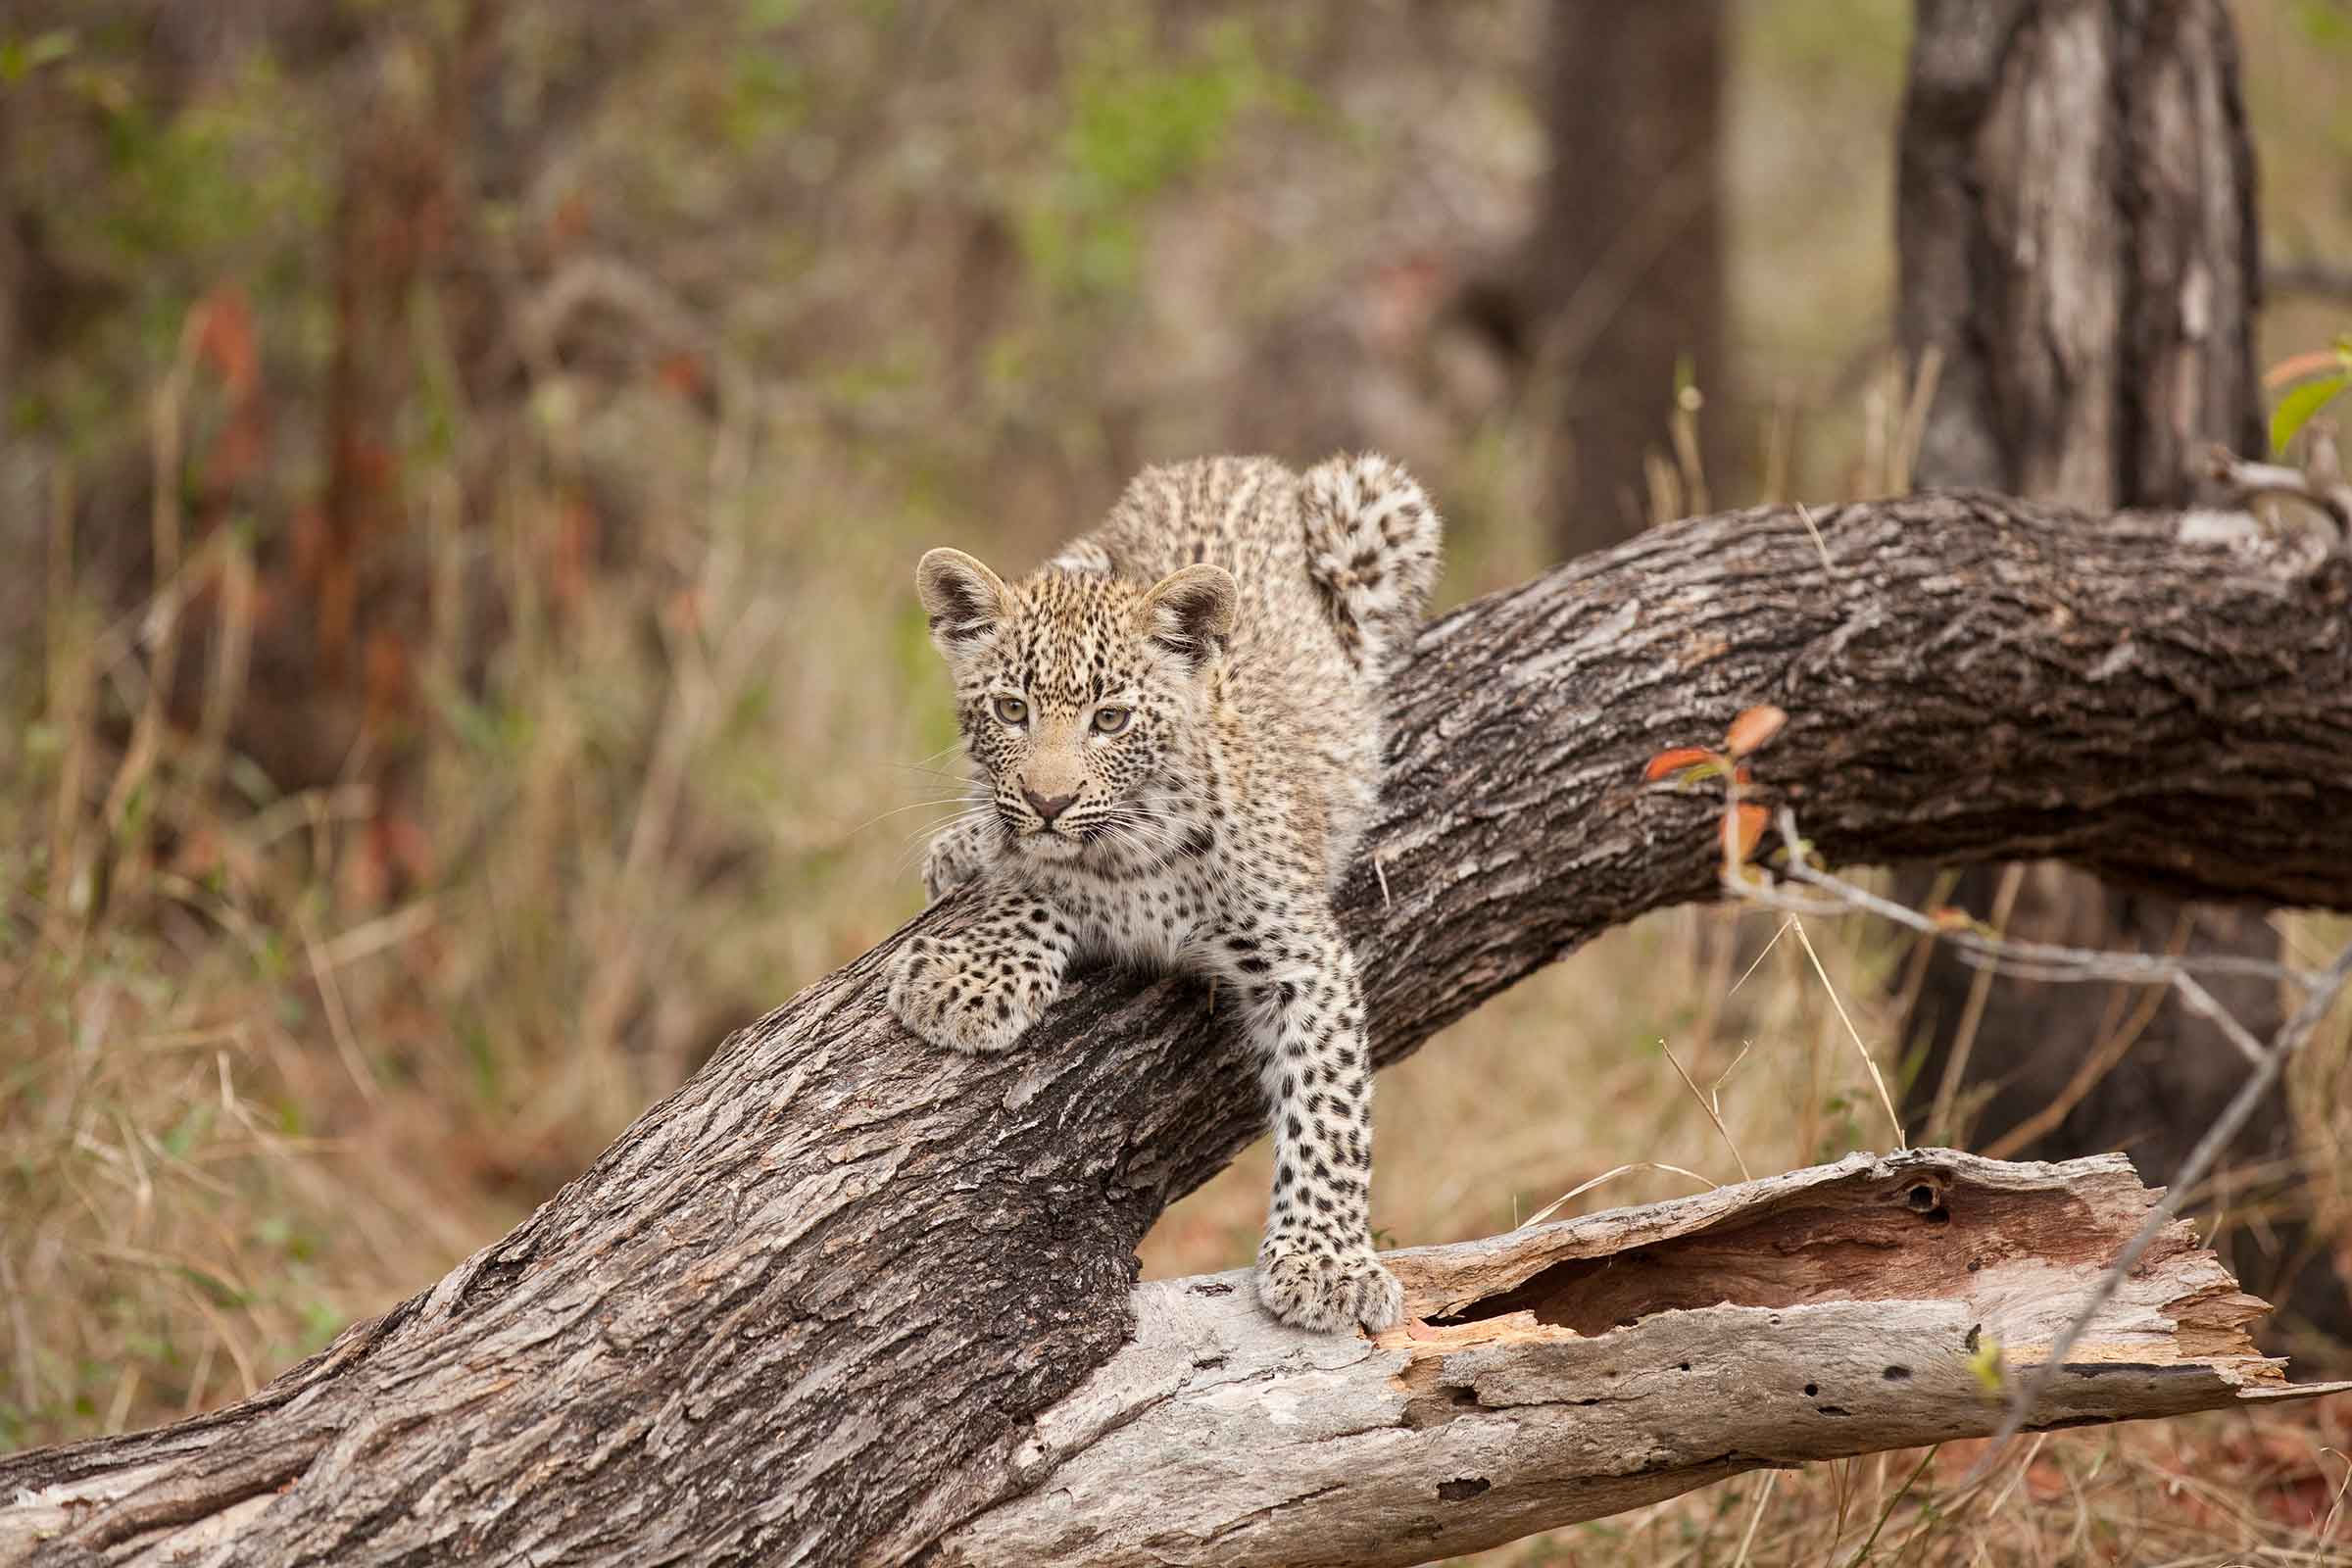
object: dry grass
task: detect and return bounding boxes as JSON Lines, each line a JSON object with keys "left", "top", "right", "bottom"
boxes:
{"left": 1, "top": 404, "right": 952, "bottom": 1447}
{"left": 5, "top": 3, "right": 2352, "bottom": 1563}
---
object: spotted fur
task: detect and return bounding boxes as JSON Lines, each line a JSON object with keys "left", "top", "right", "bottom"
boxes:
{"left": 889, "top": 453, "right": 1443, "bottom": 1334}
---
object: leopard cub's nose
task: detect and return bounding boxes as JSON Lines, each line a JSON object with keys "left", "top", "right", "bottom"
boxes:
{"left": 1022, "top": 786, "right": 1077, "bottom": 824}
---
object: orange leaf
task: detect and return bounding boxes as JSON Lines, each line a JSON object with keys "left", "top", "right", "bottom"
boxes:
{"left": 1724, "top": 704, "right": 1788, "bottom": 758}
{"left": 194, "top": 283, "right": 260, "bottom": 398}
{"left": 1929, "top": 906, "right": 1973, "bottom": 931}
{"left": 1643, "top": 746, "right": 1720, "bottom": 782}
{"left": 1723, "top": 803, "right": 1768, "bottom": 862}
{"left": 656, "top": 351, "right": 707, "bottom": 401}
{"left": 2265, "top": 348, "right": 2347, "bottom": 389}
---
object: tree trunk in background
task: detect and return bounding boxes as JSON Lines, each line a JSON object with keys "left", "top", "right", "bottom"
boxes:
{"left": 1895, "top": 0, "right": 2344, "bottom": 1348}
{"left": 1525, "top": 0, "right": 1726, "bottom": 557}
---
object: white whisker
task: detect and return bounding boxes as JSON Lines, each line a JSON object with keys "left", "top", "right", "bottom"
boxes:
{"left": 844, "top": 795, "right": 985, "bottom": 837}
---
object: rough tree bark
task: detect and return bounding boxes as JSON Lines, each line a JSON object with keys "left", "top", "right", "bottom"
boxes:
{"left": 1893, "top": 0, "right": 2347, "bottom": 1344}
{"left": 1899, "top": 0, "right": 2261, "bottom": 512}
{"left": 2, "top": 494, "right": 2348, "bottom": 1565}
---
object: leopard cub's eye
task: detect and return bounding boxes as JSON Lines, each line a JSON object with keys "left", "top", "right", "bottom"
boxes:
{"left": 1091, "top": 705, "right": 1132, "bottom": 735}
{"left": 992, "top": 694, "right": 1029, "bottom": 726}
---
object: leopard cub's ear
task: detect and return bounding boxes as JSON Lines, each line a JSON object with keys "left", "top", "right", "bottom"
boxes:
{"left": 1137, "top": 564, "right": 1236, "bottom": 672}
{"left": 916, "top": 549, "right": 1009, "bottom": 656}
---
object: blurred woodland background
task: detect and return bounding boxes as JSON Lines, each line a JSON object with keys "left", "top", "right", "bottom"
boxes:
{"left": 4, "top": 2, "right": 2352, "bottom": 1561}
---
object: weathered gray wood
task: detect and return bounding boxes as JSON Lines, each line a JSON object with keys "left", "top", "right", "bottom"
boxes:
{"left": 932, "top": 1150, "right": 2342, "bottom": 1567}
{"left": 2, "top": 494, "right": 2349, "bottom": 1566}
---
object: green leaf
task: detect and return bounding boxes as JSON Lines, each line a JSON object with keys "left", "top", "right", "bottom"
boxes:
{"left": 0, "top": 29, "right": 74, "bottom": 86}
{"left": 2271, "top": 371, "right": 2349, "bottom": 456}
{"left": 1965, "top": 1333, "right": 2007, "bottom": 1395}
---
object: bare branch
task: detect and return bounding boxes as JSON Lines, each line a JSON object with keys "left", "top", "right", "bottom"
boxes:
{"left": 2205, "top": 444, "right": 2352, "bottom": 535}
{"left": 1743, "top": 813, "right": 2329, "bottom": 994}
{"left": 2268, "top": 257, "right": 2352, "bottom": 305}
{"left": 1969, "top": 938, "right": 2352, "bottom": 1480}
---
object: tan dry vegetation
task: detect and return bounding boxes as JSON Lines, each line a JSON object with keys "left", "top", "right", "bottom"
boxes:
{"left": 4, "top": 1, "right": 2352, "bottom": 1562}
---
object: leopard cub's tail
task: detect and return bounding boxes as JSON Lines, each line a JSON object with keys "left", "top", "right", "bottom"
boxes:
{"left": 1298, "top": 452, "right": 1444, "bottom": 681}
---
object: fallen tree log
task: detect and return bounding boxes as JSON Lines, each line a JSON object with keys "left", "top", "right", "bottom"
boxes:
{"left": 3, "top": 492, "right": 2349, "bottom": 1566}
{"left": 935, "top": 1150, "right": 2344, "bottom": 1567}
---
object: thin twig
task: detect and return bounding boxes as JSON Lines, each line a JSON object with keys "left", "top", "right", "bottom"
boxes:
{"left": 2171, "top": 970, "right": 2271, "bottom": 1067}
{"left": 1751, "top": 817, "right": 2325, "bottom": 992}
{"left": 2267, "top": 257, "right": 2352, "bottom": 304}
{"left": 1963, "top": 935, "right": 2352, "bottom": 1484}
{"left": 96, "top": 309, "right": 205, "bottom": 873}
{"left": 1890, "top": 345, "right": 1944, "bottom": 498}
{"left": 1728, "top": 1469, "right": 1777, "bottom": 1568}
{"left": 1793, "top": 502, "right": 1838, "bottom": 574}
{"left": 2205, "top": 444, "right": 2352, "bottom": 531}
{"left": 1977, "top": 1432, "right": 2046, "bottom": 1519}
{"left": 1657, "top": 1038, "right": 1752, "bottom": 1182}
{"left": 1841, "top": 1445, "right": 1938, "bottom": 1568}
{"left": 1979, "top": 964, "right": 2173, "bottom": 1160}
{"left": 1728, "top": 916, "right": 1796, "bottom": 996}
{"left": 301, "top": 914, "right": 381, "bottom": 1103}
{"left": 1926, "top": 861, "right": 2026, "bottom": 1145}
{"left": 1516, "top": 1160, "right": 1717, "bottom": 1230}
{"left": 1788, "top": 916, "right": 1906, "bottom": 1150}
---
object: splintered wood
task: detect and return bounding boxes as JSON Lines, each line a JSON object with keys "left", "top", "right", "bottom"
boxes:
{"left": 933, "top": 1150, "right": 2342, "bottom": 1568}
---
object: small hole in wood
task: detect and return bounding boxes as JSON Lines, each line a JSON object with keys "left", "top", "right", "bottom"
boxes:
{"left": 1678, "top": 1362, "right": 1692, "bottom": 1373}
{"left": 1884, "top": 1365, "right": 1911, "bottom": 1381}
{"left": 1803, "top": 1383, "right": 1819, "bottom": 1396}
{"left": 1906, "top": 1183, "right": 1938, "bottom": 1210}
{"left": 1438, "top": 1477, "right": 1493, "bottom": 1502}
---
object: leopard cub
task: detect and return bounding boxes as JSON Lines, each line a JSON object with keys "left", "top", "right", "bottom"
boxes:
{"left": 889, "top": 454, "right": 1442, "bottom": 1334}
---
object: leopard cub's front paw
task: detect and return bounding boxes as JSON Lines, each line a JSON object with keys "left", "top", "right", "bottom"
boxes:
{"left": 887, "top": 934, "right": 1044, "bottom": 1055}
{"left": 1254, "top": 1234, "right": 1405, "bottom": 1335}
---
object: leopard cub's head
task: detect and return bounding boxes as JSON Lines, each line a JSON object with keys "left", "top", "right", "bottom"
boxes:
{"left": 915, "top": 548, "right": 1233, "bottom": 859}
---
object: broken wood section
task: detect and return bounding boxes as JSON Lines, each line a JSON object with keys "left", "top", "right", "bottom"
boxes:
{"left": 931, "top": 1150, "right": 2347, "bottom": 1568}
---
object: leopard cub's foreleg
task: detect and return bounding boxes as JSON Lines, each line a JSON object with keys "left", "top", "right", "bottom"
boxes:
{"left": 888, "top": 881, "right": 1076, "bottom": 1055}
{"left": 1216, "top": 916, "right": 1402, "bottom": 1334}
